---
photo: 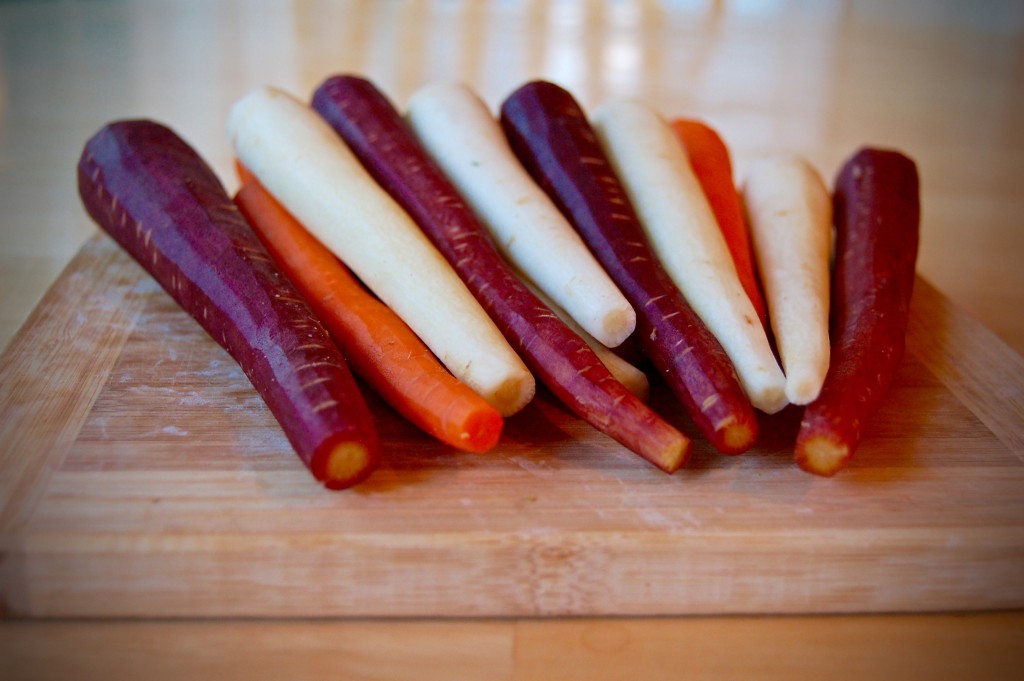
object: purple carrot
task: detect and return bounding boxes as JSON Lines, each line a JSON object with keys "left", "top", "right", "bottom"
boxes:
{"left": 499, "top": 80, "right": 758, "bottom": 454}
{"left": 77, "top": 120, "right": 379, "bottom": 489}
{"left": 312, "top": 74, "right": 689, "bottom": 473}
{"left": 796, "top": 148, "right": 920, "bottom": 476}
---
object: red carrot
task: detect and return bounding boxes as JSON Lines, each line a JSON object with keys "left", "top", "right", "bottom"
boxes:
{"left": 77, "top": 120, "right": 379, "bottom": 489}
{"left": 670, "top": 119, "right": 768, "bottom": 330}
{"left": 501, "top": 80, "right": 758, "bottom": 454}
{"left": 312, "top": 74, "right": 690, "bottom": 473}
{"left": 795, "top": 147, "right": 920, "bottom": 476}
{"left": 234, "top": 178, "right": 504, "bottom": 453}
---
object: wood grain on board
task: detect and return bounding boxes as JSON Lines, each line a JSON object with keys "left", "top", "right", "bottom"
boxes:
{"left": 1, "top": 235, "right": 1022, "bottom": 618}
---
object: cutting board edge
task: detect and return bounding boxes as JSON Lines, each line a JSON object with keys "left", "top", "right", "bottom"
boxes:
{"left": 0, "top": 235, "right": 150, "bottom": 536}
{"left": 907, "top": 277, "right": 1024, "bottom": 462}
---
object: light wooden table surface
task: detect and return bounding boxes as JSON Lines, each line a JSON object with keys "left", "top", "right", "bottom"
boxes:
{"left": 1, "top": 0, "right": 1022, "bottom": 678}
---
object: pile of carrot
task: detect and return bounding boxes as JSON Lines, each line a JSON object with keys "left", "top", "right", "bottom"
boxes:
{"left": 78, "top": 73, "right": 919, "bottom": 488}
{"left": 233, "top": 170, "right": 505, "bottom": 455}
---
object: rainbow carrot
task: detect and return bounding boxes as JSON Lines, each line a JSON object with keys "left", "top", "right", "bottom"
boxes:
{"left": 228, "top": 87, "right": 535, "bottom": 417}
{"left": 79, "top": 121, "right": 379, "bottom": 489}
{"left": 795, "top": 148, "right": 920, "bottom": 476}
{"left": 313, "top": 75, "right": 690, "bottom": 472}
{"left": 503, "top": 82, "right": 759, "bottom": 453}
{"left": 671, "top": 119, "right": 768, "bottom": 330}
{"left": 234, "top": 178, "right": 504, "bottom": 453}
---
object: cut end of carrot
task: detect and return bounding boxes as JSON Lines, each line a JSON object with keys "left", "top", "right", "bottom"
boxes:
{"left": 785, "top": 375, "right": 825, "bottom": 407}
{"left": 489, "top": 375, "right": 537, "bottom": 418}
{"left": 795, "top": 436, "right": 850, "bottom": 477}
{"left": 455, "top": 407, "right": 505, "bottom": 454}
{"left": 714, "top": 418, "right": 757, "bottom": 455}
{"left": 654, "top": 435, "right": 692, "bottom": 474}
{"left": 752, "top": 385, "right": 789, "bottom": 416}
{"left": 321, "top": 442, "right": 374, "bottom": 489}
{"left": 599, "top": 306, "right": 638, "bottom": 349}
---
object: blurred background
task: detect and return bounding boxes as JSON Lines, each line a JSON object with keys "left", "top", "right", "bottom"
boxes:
{"left": 2, "top": 0, "right": 1023, "bottom": 354}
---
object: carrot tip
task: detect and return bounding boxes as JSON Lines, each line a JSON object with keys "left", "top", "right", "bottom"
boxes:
{"left": 795, "top": 436, "right": 850, "bottom": 477}
{"left": 659, "top": 438, "right": 692, "bottom": 474}
{"left": 715, "top": 420, "right": 757, "bottom": 455}
{"left": 457, "top": 409, "right": 504, "bottom": 453}
{"left": 490, "top": 375, "right": 537, "bottom": 418}
{"left": 322, "top": 442, "right": 373, "bottom": 488}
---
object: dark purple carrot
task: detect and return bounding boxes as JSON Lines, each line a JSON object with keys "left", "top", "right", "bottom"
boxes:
{"left": 498, "top": 80, "right": 759, "bottom": 455}
{"left": 77, "top": 120, "right": 379, "bottom": 489}
{"left": 312, "top": 74, "right": 689, "bottom": 473}
{"left": 795, "top": 148, "right": 920, "bottom": 476}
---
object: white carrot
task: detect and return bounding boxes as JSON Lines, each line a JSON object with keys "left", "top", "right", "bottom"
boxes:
{"left": 742, "top": 156, "right": 832, "bottom": 405}
{"left": 591, "top": 99, "right": 788, "bottom": 414}
{"left": 226, "top": 86, "right": 535, "bottom": 417}
{"left": 404, "top": 82, "right": 637, "bottom": 349}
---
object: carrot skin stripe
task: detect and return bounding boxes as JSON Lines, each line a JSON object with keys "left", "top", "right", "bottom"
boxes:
{"left": 234, "top": 180, "right": 504, "bottom": 453}
{"left": 795, "top": 147, "right": 920, "bottom": 476}
{"left": 312, "top": 74, "right": 689, "bottom": 473}
{"left": 77, "top": 120, "right": 379, "bottom": 489}
{"left": 500, "top": 81, "right": 758, "bottom": 455}
{"left": 670, "top": 119, "right": 768, "bottom": 330}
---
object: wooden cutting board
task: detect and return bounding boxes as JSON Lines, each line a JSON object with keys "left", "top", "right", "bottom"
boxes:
{"left": 2, "top": 234, "right": 1022, "bottom": 618}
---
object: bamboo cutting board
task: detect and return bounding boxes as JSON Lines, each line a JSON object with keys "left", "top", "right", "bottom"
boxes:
{"left": 1, "top": 234, "right": 1023, "bottom": 618}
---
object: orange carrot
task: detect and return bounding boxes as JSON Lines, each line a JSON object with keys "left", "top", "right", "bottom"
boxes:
{"left": 670, "top": 119, "right": 768, "bottom": 330}
{"left": 235, "top": 157, "right": 253, "bottom": 185}
{"left": 234, "top": 178, "right": 504, "bottom": 453}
